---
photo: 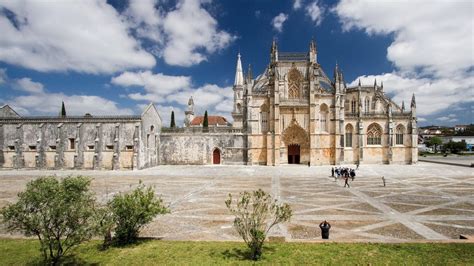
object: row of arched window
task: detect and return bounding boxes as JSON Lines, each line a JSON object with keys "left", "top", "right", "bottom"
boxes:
{"left": 345, "top": 124, "right": 406, "bottom": 147}
{"left": 348, "top": 97, "right": 379, "bottom": 114}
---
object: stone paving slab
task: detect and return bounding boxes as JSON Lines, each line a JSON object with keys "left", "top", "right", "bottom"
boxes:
{"left": 0, "top": 162, "right": 473, "bottom": 242}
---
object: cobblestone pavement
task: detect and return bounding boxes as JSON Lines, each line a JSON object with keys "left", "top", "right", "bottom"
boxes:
{"left": 0, "top": 162, "right": 473, "bottom": 242}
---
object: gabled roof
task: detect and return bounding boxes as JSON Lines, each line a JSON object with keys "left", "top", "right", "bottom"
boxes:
{"left": 0, "top": 105, "right": 21, "bottom": 118}
{"left": 190, "top": 116, "right": 229, "bottom": 126}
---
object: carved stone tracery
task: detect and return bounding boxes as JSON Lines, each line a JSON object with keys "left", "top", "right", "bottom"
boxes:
{"left": 282, "top": 119, "right": 309, "bottom": 147}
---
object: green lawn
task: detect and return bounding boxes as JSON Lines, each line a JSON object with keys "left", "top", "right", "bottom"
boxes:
{"left": 1, "top": 239, "right": 473, "bottom": 265}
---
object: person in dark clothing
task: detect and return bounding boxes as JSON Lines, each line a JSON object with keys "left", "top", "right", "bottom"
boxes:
{"left": 350, "top": 169, "right": 355, "bottom": 181}
{"left": 356, "top": 163, "right": 359, "bottom": 170}
{"left": 319, "top": 220, "right": 331, "bottom": 239}
{"left": 344, "top": 175, "right": 350, "bottom": 188}
{"left": 331, "top": 167, "right": 334, "bottom": 177}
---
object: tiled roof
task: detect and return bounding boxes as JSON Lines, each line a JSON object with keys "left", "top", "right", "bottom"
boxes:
{"left": 190, "top": 116, "right": 229, "bottom": 126}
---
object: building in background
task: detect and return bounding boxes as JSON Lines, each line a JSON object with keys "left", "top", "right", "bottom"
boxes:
{"left": 0, "top": 40, "right": 418, "bottom": 169}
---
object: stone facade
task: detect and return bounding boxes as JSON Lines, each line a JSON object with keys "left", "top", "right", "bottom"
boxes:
{"left": 232, "top": 40, "right": 417, "bottom": 165}
{"left": 0, "top": 39, "right": 417, "bottom": 169}
{"left": 0, "top": 104, "right": 162, "bottom": 169}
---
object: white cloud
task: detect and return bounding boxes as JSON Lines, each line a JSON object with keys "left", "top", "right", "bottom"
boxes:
{"left": 0, "top": 0, "right": 156, "bottom": 74}
{"left": 112, "top": 70, "right": 234, "bottom": 123}
{"left": 162, "top": 0, "right": 236, "bottom": 66}
{"left": 272, "top": 13, "right": 288, "bottom": 32}
{"left": 348, "top": 73, "right": 474, "bottom": 116}
{"left": 293, "top": 0, "right": 302, "bottom": 10}
{"left": 4, "top": 78, "right": 132, "bottom": 116}
{"left": 437, "top": 115, "right": 458, "bottom": 122}
{"left": 15, "top": 78, "right": 44, "bottom": 94}
{"left": 333, "top": 0, "right": 473, "bottom": 78}
{"left": 306, "top": 1, "right": 324, "bottom": 26}
{"left": 335, "top": 0, "right": 474, "bottom": 119}
{"left": 111, "top": 71, "right": 191, "bottom": 97}
{"left": 123, "top": 0, "right": 163, "bottom": 43}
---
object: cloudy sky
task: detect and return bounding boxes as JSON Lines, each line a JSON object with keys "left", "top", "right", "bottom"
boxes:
{"left": 0, "top": 0, "right": 472, "bottom": 126}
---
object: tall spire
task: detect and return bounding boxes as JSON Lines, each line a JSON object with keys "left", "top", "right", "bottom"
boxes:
{"left": 60, "top": 101, "right": 66, "bottom": 117}
{"left": 358, "top": 79, "right": 361, "bottom": 87}
{"left": 271, "top": 38, "right": 278, "bottom": 63}
{"left": 333, "top": 62, "right": 340, "bottom": 82}
{"left": 374, "top": 78, "right": 377, "bottom": 88}
{"left": 411, "top": 93, "right": 416, "bottom": 108}
{"left": 234, "top": 52, "right": 244, "bottom": 86}
{"left": 401, "top": 101, "right": 405, "bottom": 111}
{"left": 380, "top": 81, "right": 384, "bottom": 91}
{"left": 247, "top": 64, "right": 253, "bottom": 81}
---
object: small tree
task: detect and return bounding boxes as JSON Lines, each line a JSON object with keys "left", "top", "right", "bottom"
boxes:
{"left": 61, "top": 101, "right": 66, "bottom": 117}
{"left": 1, "top": 176, "right": 96, "bottom": 264}
{"left": 203, "top": 110, "right": 209, "bottom": 131}
{"left": 109, "top": 182, "right": 170, "bottom": 245}
{"left": 426, "top": 136, "right": 442, "bottom": 153}
{"left": 444, "top": 140, "right": 467, "bottom": 154}
{"left": 170, "top": 111, "right": 176, "bottom": 128}
{"left": 225, "top": 189, "right": 292, "bottom": 260}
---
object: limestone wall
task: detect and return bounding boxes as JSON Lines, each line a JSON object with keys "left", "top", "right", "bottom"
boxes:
{"left": 160, "top": 132, "right": 245, "bottom": 165}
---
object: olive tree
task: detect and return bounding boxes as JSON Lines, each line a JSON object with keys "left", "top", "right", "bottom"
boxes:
{"left": 109, "top": 182, "right": 170, "bottom": 244}
{"left": 1, "top": 176, "right": 97, "bottom": 265}
{"left": 225, "top": 189, "right": 292, "bottom": 260}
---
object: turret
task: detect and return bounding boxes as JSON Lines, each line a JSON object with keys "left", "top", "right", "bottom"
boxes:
{"left": 380, "top": 81, "right": 384, "bottom": 92}
{"left": 270, "top": 39, "right": 278, "bottom": 63}
{"left": 184, "top": 96, "right": 195, "bottom": 127}
{"left": 232, "top": 53, "right": 245, "bottom": 128}
{"left": 333, "top": 62, "right": 340, "bottom": 82}
{"left": 234, "top": 53, "right": 244, "bottom": 86}
{"left": 309, "top": 38, "right": 317, "bottom": 63}
{"left": 374, "top": 78, "right": 377, "bottom": 89}
{"left": 410, "top": 93, "right": 416, "bottom": 117}
{"left": 246, "top": 64, "right": 253, "bottom": 85}
{"left": 401, "top": 101, "right": 405, "bottom": 112}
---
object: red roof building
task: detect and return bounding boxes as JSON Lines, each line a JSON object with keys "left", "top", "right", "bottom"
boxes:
{"left": 190, "top": 116, "right": 229, "bottom": 127}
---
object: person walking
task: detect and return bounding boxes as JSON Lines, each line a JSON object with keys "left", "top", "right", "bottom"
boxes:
{"left": 331, "top": 167, "right": 334, "bottom": 177}
{"left": 319, "top": 220, "right": 331, "bottom": 239}
{"left": 356, "top": 163, "right": 359, "bottom": 170}
{"left": 344, "top": 175, "right": 350, "bottom": 188}
{"left": 382, "top": 176, "right": 386, "bottom": 187}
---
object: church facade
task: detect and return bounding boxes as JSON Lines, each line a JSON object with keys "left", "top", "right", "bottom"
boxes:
{"left": 0, "top": 40, "right": 417, "bottom": 169}
{"left": 231, "top": 40, "right": 417, "bottom": 166}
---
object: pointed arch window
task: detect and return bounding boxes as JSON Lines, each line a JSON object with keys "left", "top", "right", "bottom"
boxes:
{"left": 351, "top": 99, "right": 356, "bottom": 113}
{"left": 320, "top": 104, "right": 328, "bottom": 133}
{"left": 367, "top": 123, "right": 382, "bottom": 145}
{"left": 396, "top": 125, "right": 405, "bottom": 145}
{"left": 345, "top": 124, "right": 353, "bottom": 147}
{"left": 365, "top": 97, "right": 370, "bottom": 114}
{"left": 260, "top": 103, "right": 269, "bottom": 133}
{"left": 288, "top": 68, "right": 302, "bottom": 99}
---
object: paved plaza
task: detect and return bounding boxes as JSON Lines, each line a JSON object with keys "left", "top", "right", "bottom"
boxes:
{"left": 0, "top": 162, "right": 473, "bottom": 242}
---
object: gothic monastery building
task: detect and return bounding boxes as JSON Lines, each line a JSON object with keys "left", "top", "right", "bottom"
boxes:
{"left": 0, "top": 40, "right": 417, "bottom": 169}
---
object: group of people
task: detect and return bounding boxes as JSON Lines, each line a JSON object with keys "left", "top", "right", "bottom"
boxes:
{"left": 331, "top": 167, "right": 357, "bottom": 187}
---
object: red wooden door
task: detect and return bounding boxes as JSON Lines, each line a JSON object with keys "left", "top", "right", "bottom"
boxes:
{"left": 288, "top": 144, "right": 300, "bottom": 164}
{"left": 213, "top": 149, "right": 221, "bottom": 164}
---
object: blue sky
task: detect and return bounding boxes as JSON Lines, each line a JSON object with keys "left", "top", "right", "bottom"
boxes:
{"left": 0, "top": 0, "right": 472, "bottom": 126}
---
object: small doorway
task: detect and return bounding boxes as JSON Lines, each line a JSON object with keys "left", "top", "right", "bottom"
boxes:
{"left": 213, "top": 148, "right": 221, "bottom": 164}
{"left": 288, "top": 144, "right": 300, "bottom": 164}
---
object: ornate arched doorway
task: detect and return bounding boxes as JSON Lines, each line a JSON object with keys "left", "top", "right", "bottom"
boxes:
{"left": 282, "top": 120, "right": 309, "bottom": 165}
{"left": 213, "top": 148, "right": 221, "bottom": 164}
{"left": 288, "top": 144, "right": 300, "bottom": 164}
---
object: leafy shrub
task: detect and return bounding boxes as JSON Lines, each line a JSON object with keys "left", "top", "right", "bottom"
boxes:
{"left": 109, "top": 182, "right": 170, "bottom": 244}
{"left": 1, "top": 176, "right": 97, "bottom": 264}
{"left": 225, "top": 189, "right": 292, "bottom": 260}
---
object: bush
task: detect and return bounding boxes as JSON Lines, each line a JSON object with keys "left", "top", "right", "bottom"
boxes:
{"left": 109, "top": 182, "right": 170, "bottom": 244}
{"left": 1, "top": 176, "right": 97, "bottom": 265}
{"left": 225, "top": 189, "right": 292, "bottom": 260}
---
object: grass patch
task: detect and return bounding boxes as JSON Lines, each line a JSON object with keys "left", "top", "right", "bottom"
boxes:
{"left": 0, "top": 238, "right": 473, "bottom": 265}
